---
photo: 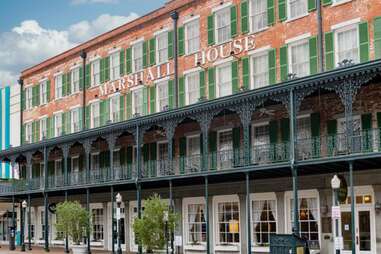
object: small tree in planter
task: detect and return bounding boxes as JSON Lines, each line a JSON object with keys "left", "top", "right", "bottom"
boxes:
{"left": 55, "top": 201, "right": 91, "bottom": 254}
{"left": 133, "top": 194, "right": 179, "bottom": 253}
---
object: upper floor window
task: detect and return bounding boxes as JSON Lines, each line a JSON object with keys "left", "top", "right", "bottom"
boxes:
{"left": 185, "top": 72, "right": 200, "bottom": 105}
{"left": 132, "top": 42, "right": 144, "bottom": 73}
{"left": 187, "top": 135, "right": 200, "bottom": 156}
{"left": 25, "top": 122, "right": 32, "bottom": 143}
{"left": 132, "top": 89, "right": 144, "bottom": 116}
{"left": 71, "top": 67, "right": 80, "bottom": 93}
{"left": 336, "top": 26, "right": 359, "bottom": 65}
{"left": 26, "top": 87, "right": 33, "bottom": 109}
{"left": 156, "top": 32, "right": 168, "bottom": 64}
{"left": 218, "top": 129, "right": 233, "bottom": 169}
{"left": 288, "top": 0, "right": 307, "bottom": 20}
{"left": 252, "top": 52, "right": 269, "bottom": 89}
{"left": 157, "top": 81, "right": 169, "bottom": 112}
{"left": 91, "top": 102, "right": 100, "bottom": 128}
{"left": 110, "top": 52, "right": 120, "bottom": 81}
{"left": 40, "top": 117, "right": 48, "bottom": 140}
{"left": 250, "top": 0, "right": 268, "bottom": 32}
{"left": 40, "top": 80, "right": 48, "bottom": 105}
{"left": 289, "top": 40, "right": 310, "bottom": 78}
{"left": 215, "top": 7, "right": 231, "bottom": 44}
{"left": 185, "top": 19, "right": 200, "bottom": 54}
{"left": 110, "top": 95, "right": 120, "bottom": 123}
{"left": 92, "top": 60, "right": 101, "bottom": 86}
{"left": 252, "top": 123, "right": 270, "bottom": 163}
{"left": 54, "top": 113, "right": 63, "bottom": 137}
{"left": 55, "top": 74, "right": 63, "bottom": 99}
{"left": 71, "top": 108, "right": 80, "bottom": 133}
{"left": 216, "top": 63, "right": 232, "bottom": 98}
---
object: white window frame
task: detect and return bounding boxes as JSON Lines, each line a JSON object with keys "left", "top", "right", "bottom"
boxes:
{"left": 182, "top": 197, "right": 207, "bottom": 249}
{"left": 110, "top": 51, "right": 121, "bottom": 81}
{"left": 54, "top": 112, "right": 63, "bottom": 137}
{"left": 109, "top": 94, "right": 120, "bottom": 123}
{"left": 91, "top": 101, "right": 100, "bottom": 128}
{"left": 250, "top": 51, "right": 269, "bottom": 89}
{"left": 90, "top": 203, "right": 105, "bottom": 243}
{"left": 334, "top": 24, "right": 359, "bottom": 67}
{"left": 91, "top": 59, "right": 100, "bottom": 87}
{"left": 132, "top": 87, "right": 144, "bottom": 116}
{"left": 284, "top": 189, "right": 321, "bottom": 248}
{"left": 39, "top": 117, "right": 48, "bottom": 140}
{"left": 129, "top": 200, "right": 146, "bottom": 252}
{"left": 250, "top": 192, "right": 278, "bottom": 251}
{"left": 25, "top": 121, "right": 33, "bottom": 143}
{"left": 286, "top": 0, "right": 308, "bottom": 21}
{"left": 55, "top": 74, "right": 63, "bottom": 99}
{"left": 216, "top": 62, "right": 233, "bottom": 98}
{"left": 185, "top": 71, "right": 200, "bottom": 105}
{"left": 288, "top": 38, "right": 310, "bottom": 78}
{"left": 184, "top": 18, "right": 200, "bottom": 55}
{"left": 156, "top": 80, "right": 169, "bottom": 112}
{"left": 249, "top": 0, "right": 268, "bottom": 33}
{"left": 156, "top": 31, "right": 169, "bottom": 65}
{"left": 132, "top": 41, "right": 144, "bottom": 73}
{"left": 71, "top": 67, "right": 80, "bottom": 94}
{"left": 213, "top": 194, "right": 241, "bottom": 250}
{"left": 40, "top": 80, "right": 48, "bottom": 105}
{"left": 25, "top": 87, "right": 33, "bottom": 110}
{"left": 186, "top": 134, "right": 201, "bottom": 157}
{"left": 214, "top": 6, "right": 232, "bottom": 45}
{"left": 71, "top": 107, "right": 81, "bottom": 133}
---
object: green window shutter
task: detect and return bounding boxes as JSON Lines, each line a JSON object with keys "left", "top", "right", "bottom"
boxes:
{"left": 374, "top": 17, "right": 381, "bottom": 59}
{"left": 143, "top": 42, "right": 148, "bottom": 68}
{"left": 207, "top": 14, "right": 215, "bottom": 46}
{"left": 119, "top": 94, "right": 125, "bottom": 121}
{"left": 104, "top": 56, "right": 110, "bottom": 82}
{"left": 179, "top": 137, "right": 186, "bottom": 174}
{"left": 267, "top": 0, "right": 275, "bottom": 26}
{"left": 66, "top": 73, "right": 71, "bottom": 95}
{"left": 359, "top": 22, "right": 369, "bottom": 63}
{"left": 230, "top": 5, "right": 237, "bottom": 38}
{"left": 325, "top": 32, "right": 334, "bottom": 70}
{"left": 51, "top": 116, "right": 56, "bottom": 138}
{"left": 36, "top": 120, "right": 40, "bottom": 141}
{"left": 241, "top": 1, "right": 249, "bottom": 34}
{"left": 280, "top": 45, "right": 288, "bottom": 81}
{"left": 308, "top": 0, "right": 316, "bottom": 12}
{"left": 78, "top": 108, "right": 83, "bottom": 131}
{"left": 21, "top": 89, "right": 25, "bottom": 111}
{"left": 104, "top": 99, "right": 110, "bottom": 125}
{"left": 100, "top": 100, "right": 105, "bottom": 125}
{"left": 268, "top": 48, "right": 277, "bottom": 85}
{"left": 310, "top": 113, "right": 321, "bottom": 137}
{"left": 62, "top": 112, "right": 67, "bottom": 135}
{"left": 79, "top": 66, "right": 84, "bottom": 91}
{"left": 85, "top": 105, "right": 90, "bottom": 129}
{"left": 46, "top": 117, "right": 51, "bottom": 139}
{"left": 269, "top": 120, "right": 278, "bottom": 144}
{"left": 361, "top": 113, "right": 372, "bottom": 151}
{"left": 278, "top": 0, "right": 287, "bottom": 21}
{"left": 233, "top": 127, "right": 241, "bottom": 166}
{"left": 149, "top": 143, "right": 157, "bottom": 177}
{"left": 232, "top": 61, "right": 239, "bottom": 93}
{"left": 46, "top": 80, "right": 51, "bottom": 102}
{"left": 179, "top": 76, "right": 185, "bottom": 107}
{"left": 143, "top": 87, "right": 148, "bottom": 115}
{"left": 126, "top": 92, "right": 132, "bottom": 119}
{"left": 199, "top": 71, "right": 206, "bottom": 100}
{"left": 126, "top": 146, "right": 133, "bottom": 178}
{"left": 361, "top": 113, "right": 372, "bottom": 130}
{"left": 309, "top": 36, "right": 318, "bottom": 75}
{"left": 178, "top": 26, "right": 185, "bottom": 56}
{"left": 149, "top": 38, "right": 156, "bottom": 66}
{"left": 120, "top": 50, "right": 125, "bottom": 76}
{"left": 281, "top": 118, "right": 290, "bottom": 142}
{"left": 322, "top": 0, "right": 332, "bottom": 6}
{"left": 168, "top": 80, "right": 174, "bottom": 110}
{"left": 327, "top": 120, "right": 337, "bottom": 135}
{"left": 242, "top": 57, "right": 250, "bottom": 90}
{"left": 168, "top": 31, "right": 174, "bottom": 60}
{"left": 208, "top": 67, "right": 215, "bottom": 99}
{"left": 36, "top": 84, "right": 40, "bottom": 106}
{"left": 32, "top": 85, "right": 37, "bottom": 107}
{"left": 32, "top": 122, "right": 36, "bottom": 143}
{"left": 327, "top": 119, "right": 337, "bottom": 156}
{"left": 66, "top": 111, "right": 71, "bottom": 134}
{"left": 209, "top": 131, "right": 217, "bottom": 170}
{"left": 62, "top": 74, "right": 67, "bottom": 97}
{"left": 21, "top": 124, "right": 25, "bottom": 144}
{"left": 85, "top": 64, "right": 91, "bottom": 89}
{"left": 100, "top": 58, "right": 105, "bottom": 84}
{"left": 126, "top": 48, "right": 132, "bottom": 74}
{"left": 149, "top": 86, "right": 156, "bottom": 114}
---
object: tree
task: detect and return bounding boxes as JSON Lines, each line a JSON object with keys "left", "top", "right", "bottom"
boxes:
{"left": 55, "top": 201, "right": 91, "bottom": 245}
{"left": 133, "top": 194, "right": 178, "bottom": 252}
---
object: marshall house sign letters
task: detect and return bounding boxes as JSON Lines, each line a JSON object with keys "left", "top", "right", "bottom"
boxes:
{"left": 98, "top": 34, "right": 256, "bottom": 96}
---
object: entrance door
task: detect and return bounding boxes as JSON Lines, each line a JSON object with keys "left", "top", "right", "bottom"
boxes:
{"left": 341, "top": 207, "right": 373, "bottom": 254}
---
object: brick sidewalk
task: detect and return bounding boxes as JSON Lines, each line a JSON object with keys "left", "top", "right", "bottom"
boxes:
{"left": 0, "top": 246, "right": 111, "bottom": 254}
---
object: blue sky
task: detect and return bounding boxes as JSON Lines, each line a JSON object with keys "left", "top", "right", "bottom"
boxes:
{"left": 0, "top": 0, "right": 166, "bottom": 85}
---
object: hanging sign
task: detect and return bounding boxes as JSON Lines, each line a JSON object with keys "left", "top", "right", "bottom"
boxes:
{"left": 331, "top": 206, "right": 341, "bottom": 219}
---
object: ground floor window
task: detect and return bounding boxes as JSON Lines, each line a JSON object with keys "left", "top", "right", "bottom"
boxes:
{"left": 91, "top": 207, "right": 104, "bottom": 242}
{"left": 214, "top": 195, "right": 240, "bottom": 246}
{"left": 183, "top": 197, "right": 206, "bottom": 245}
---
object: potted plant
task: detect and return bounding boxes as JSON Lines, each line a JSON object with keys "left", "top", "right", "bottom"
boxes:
{"left": 55, "top": 201, "right": 91, "bottom": 254}
{"left": 133, "top": 194, "right": 179, "bottom": 253}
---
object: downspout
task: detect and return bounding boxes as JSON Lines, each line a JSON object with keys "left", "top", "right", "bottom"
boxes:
{"left": 317, "top": 0, "right": 324, "bottom": 72}
{"left": 80, "top": 50, "right": 87, "bottom": 130}
{"left": 18, "top": 79, "right": 24, "bottom": 144}
{"left": 170, "top": 11, "right": 179, "bottom": 109}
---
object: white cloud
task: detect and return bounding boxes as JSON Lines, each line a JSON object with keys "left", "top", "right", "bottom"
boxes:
{"left": 70, "top": 0, "right": 119, "bottom": 5}
{"left": 0, "top": 13, "right": 138, "bottom": 86}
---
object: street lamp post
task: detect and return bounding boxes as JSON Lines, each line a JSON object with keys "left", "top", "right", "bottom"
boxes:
{"left": 331, "top": 175, "right": 341, "bottom": 254}
{"left": 21, "top": 200, "right": 27, "bottom": 252}
{"left": 116, "top": 193, "right": 122, "bottom": 254}
{"left": 163, "top": 211, "right": 169, "bottom": 254}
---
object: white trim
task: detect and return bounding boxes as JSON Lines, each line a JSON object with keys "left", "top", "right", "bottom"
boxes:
{"left": 53, "top": 110, "right": 64, "bottom": 115}
{"left": 154, "top": 27, "right": 170, "bottom": 36}
{"left": 24, "top": 119, "right": 33, "bottom": 124}
{"left": 285, "top": 32, "right": 311, "bottom": 44}
{"left": 69, "top": 104, "right": 81, "bottom": 110}
{"left": 183, "top": 67, "right": 202, "bottom": 76}
{"left": 213, "top": 56, "right": 233, "bottom": 67}
{"left": 331, "top": 17, "right": 361, "bottom": 30}
{"left": 107, "top": 92, "right": 121, "bottom": 99}
{"left": 89, "top": 55, "right": 101, "bottom": 63}
{"left": 248, "top": 45, "right": 271, "bottom": 56}
{"left": 39, "top": 77, "right": 48, "bottom": 83}
{"left": 250, "top": 192, "right": 276, "bottom": 200}
{"left": 331, "top": 0, "right": 352, "bottom": 6}
{"left": 130, "top": 37, "right": 144, "bottom": 46}
{"left": 88, "top": 98, "right": 100, "bottom": 104}
{"left": 212, "top": 2, "right": 233, "bottom": 13}
{"left": 69, "top": 64, "right": 80, "bottom": 71}
{"left": 154, "top": 76, "right": 170, "bottom": 84}
{"left": 182, "top": 196, "right": 207, "bottom": 247}
{"left": 252, "top": 120, "right": 269, "bottom": 127}
{"left": 108, "top": 47, "right": 121, "bottom": 55}
{"left": 186, "top": 134, "right": 201, "bottom": 156}
{"left": 53, "top": 71, "right": 63, "bottom": 77}
{"left": 183, "top": 15, "right": 200, "bottom": 25}
{"left": 297, "top": 113, "right": 311, "bottom": 119}
{"left": 38, "top": 115, "right": 48, "bottom": 120}
{"left": 129, "top": 84, "right": 144, "bottom": 92}
{"left": 215, "top": 61, "right": 233, "bottom": 99}
{"left": 333, "top": 24, "right": 359, "bottom": 67}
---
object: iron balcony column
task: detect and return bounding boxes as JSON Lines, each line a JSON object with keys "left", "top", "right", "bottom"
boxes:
{"left": 205, "top": 176, "right": 210, "bottom": 254}
{"left": 246, "top": 172, "right": 251, "bottom": 254}
{"left": 62, "top": 145, "right": 69, "bottom": 186}
{"left": 64, "top": 191, "right": 69, "bottom": 253}
{"left": 44, "top": 146, "right": 48, "bottom": 190}
{"left": 135, "top": 124, "right": 143, "bottom": 254}
{"left": 86, "top": 188, "right": 91, "bottom": 254}
{"left": 107, "top": 136, "right": 115, "bottom": 181}
{"left": 27, "top": 194, "right": 32, "bottom": 250}
{"left": 20, "top": 202, "right": 25, "bottom": 252}
{"left": 111, "top": 186, "right": 115, "bottom": 254}
{"left": 44, "top": 192, "right": 49, "bottom": 252}
{"left": 136, "top": 182, "right": 142, "bottom": 254}
{"left": 10, "top": 195, "right": 15, "bottom": 250}
{"left": 349, "top": 161, "right": 356, "bottom": 254}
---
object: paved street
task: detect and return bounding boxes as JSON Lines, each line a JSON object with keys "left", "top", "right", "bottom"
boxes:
{"left": 0, "top": 246, "right": 111, "bottom": 254}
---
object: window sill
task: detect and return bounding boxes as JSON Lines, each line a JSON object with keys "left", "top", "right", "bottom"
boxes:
{"left": 285, "top": 13, "right": 309, "bottom": 23}
{"left": 185, "top": 49, "right": 200, "bottom": 57}
{"left": 214, "top": 38, "right": 233, "bottom": 47}
{"left": 252, "top": 246, "right": 270, "bottom": 252}
{"left": 51, "top": 240, "right": 64, "bottom": 245}
{"left": 184, "top": 244, "right": 206, "bottom": 251}
{"left": 331, "top": 0, "right": 352, "bottom": 6}
{"left": 214, "top": 244, "right": 240, "bottom": 251}
{"left": 249, "top": 26, "right": 269, "bottom": 35}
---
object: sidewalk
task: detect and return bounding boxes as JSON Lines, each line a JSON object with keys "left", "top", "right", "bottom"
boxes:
{"left": 0, "top": 246, "right": 112, "bottom": 254}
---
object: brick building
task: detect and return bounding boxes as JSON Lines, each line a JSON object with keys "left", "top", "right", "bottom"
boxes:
{"left": 1, "top": 0, "right": 381, "bottom": 253}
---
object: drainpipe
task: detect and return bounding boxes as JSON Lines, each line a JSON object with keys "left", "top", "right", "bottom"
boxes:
{"left": 317, "top": 0, "right": 324, "bottom": 72}
{"left": 18, "top": 79, "right": 24, "bottom": 144}
{"left": 170, "top": 11, "right": 179, "bottom": 109}
{"left": 80, "top": 50, "right": 87, "bottom": 130}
